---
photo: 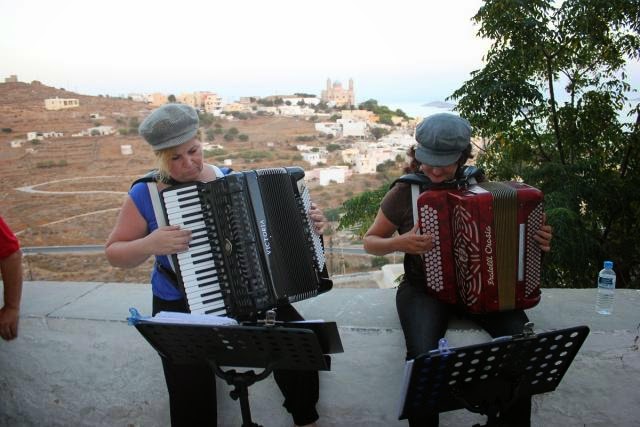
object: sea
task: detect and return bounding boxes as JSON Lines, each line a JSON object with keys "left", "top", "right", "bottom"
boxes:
{"left": 383, "top": 101, "right": 455, "bottom": 120}
{"left": 383, "top": 100, "right": 639, "bottom": 124}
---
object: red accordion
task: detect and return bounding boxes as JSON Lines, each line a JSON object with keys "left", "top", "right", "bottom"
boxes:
{"left": 416, "top": 182, "right": 544, "bottom": 313}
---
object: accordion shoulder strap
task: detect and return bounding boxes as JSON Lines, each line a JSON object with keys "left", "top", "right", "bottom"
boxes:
{"left": 394, "top": 166, "right": 484, "bottom": 228}
{"left": 146, "top": 181, "right": 177, "bottom": 273}
{"left": 411, "top": 184, "right": 420, "bottom": 228}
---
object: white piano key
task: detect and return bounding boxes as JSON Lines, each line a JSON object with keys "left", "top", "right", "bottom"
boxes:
{"left": 187, "top": 291, "right": 224, "bottom": 306}
{"left": 165, "top": 203, "right": 201, "bottom": 215}
{"left": 189, "top": 298, "right": 226, "bottom": 312}
{"left": 163, "top": 189, "right": 198, "bottom": 199}
{"left": 181, "top": 270, "right": 219, "bottom": 285}
{"left": 162, "top": 189, "right": 198, "bottom": 199}
{"left": 177, "top": 251, "right": 213, "bottom": 262}
{"left": 184, "top": 284, "right": 222, "bottom": 301}
{"left": 191, "top": 306, "right": 228, "bottom": 316}
{"left": 179, "top": 260, "right": 217, "bottom": 276}
{"left": 168, "top": 207, "right": 203, "bottom": 221}
{"left": 183, "top": 276, "right": 221, "bottom": 292}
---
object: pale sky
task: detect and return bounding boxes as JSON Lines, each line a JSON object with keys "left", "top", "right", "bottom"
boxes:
{"left": 1, "top": 0, "right": 638, "bottom": 106}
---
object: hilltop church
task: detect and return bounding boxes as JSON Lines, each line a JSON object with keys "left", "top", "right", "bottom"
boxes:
{"left": 321, "top": 78, "right": 355, "bottom": 107}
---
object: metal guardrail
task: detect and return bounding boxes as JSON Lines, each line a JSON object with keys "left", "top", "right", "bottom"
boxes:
{"left": 21, "top": 245, "right": 379, "bottom": 255}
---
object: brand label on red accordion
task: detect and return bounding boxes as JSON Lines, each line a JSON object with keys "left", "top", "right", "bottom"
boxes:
{"left": 484, "top": 225, "right": 495, "bottom": 288}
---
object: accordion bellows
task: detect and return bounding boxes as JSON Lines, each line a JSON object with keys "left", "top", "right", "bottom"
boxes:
{"left": 417, "top": 182, "right": 544, "bottom": 313}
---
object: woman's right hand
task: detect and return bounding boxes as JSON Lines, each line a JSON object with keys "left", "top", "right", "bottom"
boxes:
{"left": 147, "top": 225, "right": 192, "bottom": 255}
{"left": 395, "top": 223, "right": 433, "bottom": 255}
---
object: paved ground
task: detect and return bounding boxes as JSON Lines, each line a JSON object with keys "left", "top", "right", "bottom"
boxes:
{"left": 1, "top": 280, "right": 639, "bottom": 427}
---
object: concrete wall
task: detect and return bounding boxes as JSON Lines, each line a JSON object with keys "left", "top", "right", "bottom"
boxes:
{"left": 1, "top": 282, "right": 639, "bottom": 426}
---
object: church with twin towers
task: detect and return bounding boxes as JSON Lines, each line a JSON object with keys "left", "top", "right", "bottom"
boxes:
{"left": 321, "top": 78, "right": 355, "bottom": 107}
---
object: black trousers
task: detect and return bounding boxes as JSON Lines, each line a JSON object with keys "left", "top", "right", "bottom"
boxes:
{"left": 396, "top": 280, "right": 532, "bottom": 427}
{"left": 153, "top": 296, "right": 320, "bottom": 427}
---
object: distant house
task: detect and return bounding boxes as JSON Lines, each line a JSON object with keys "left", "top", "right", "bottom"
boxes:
{"left": 72, "top": 126, "right": 115, "bottom": 137}
{"left": 204, "top": 93, "right": 223, "bottom": 115}
{"left": 127, "top": 93, "right": 147, "bottom": 103}
{"left": 146, "top": 93, "right": 167, "bottom": 107}
{"left": 26, "top": 131, "right": 62, "bottom": 140}
{"left": 10, "top": 140, "right": 24, "bottom": 148}
{"left": 353, "top": 153, "right": 378, "bottom": 174}
{"left": 340, "top": 147, "right": 359, "bottom": 165}
{"left": 26, "top": 132, "right": 44, "bottom": 141}
{"left": 341, "top": 109, "right": 376, "bottom": 122}
{"left": 281, "top": 96, "right": 321, "bottom": 106}
{"left": 44, "top": 97, "right": 79, "bottom": 110}
{"left": 314, "top": 122, "right": 342, "bottom": 136}
{"left": 277, "top": 105, "right": 315, "bottom": 117}
{"left": 223, "top": 102, "right": 251, "bottom": 113}
{"left": 318, "top": 166, "right": 350, "bottom": 186}
{"left": 337, "top": 118, "right": 367, "bottom": 138}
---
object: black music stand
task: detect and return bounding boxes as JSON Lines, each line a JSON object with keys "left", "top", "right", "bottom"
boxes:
{"left": 398, "top": 323, "right": 590, "bottom": 426}
{"left": 130, "top": 311, "right": 342, "bottom": 427}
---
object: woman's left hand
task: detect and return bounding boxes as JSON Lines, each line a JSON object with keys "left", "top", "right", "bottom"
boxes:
{"left": 309, "top": 203, "right": 328, "bottom": 235}
{"left": 533, "top": 213, "right": 553, "bottom": 252}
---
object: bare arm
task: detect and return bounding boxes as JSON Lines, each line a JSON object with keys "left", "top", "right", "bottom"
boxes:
{"left": 105, "top": 196, "right": 192, "bottom": 268}
{"left": 0, "top": 249, "right": 23, "bottom": 340}
{"left": 363, "top": 209, "right": 433, "bottom": 256}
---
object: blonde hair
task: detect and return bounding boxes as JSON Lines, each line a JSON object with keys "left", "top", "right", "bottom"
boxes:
{"left": 154, "top": 147, "right": 176, "bottom": 183}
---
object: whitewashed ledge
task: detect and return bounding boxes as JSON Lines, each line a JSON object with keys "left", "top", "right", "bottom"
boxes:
{"left": 1, "top": 279, "right": 639, "bottom": 427}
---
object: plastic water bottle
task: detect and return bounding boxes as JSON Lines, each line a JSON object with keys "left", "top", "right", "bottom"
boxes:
{"left": 595, "top": 260, "right": 616, "bottom": 315}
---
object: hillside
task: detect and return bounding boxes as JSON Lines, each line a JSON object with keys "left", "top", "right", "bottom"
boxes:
{"left": 0, "top": 82, "right": 388, "bottom": 283}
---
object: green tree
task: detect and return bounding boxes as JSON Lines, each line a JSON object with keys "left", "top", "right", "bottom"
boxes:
{"left": 371, "top": 127, "right": 391, "bottom": 140}
{"left": 449, "top": 0, "right": 640, "bottom": 288}
{"left": 167, "top": 94, "right": 176, "bottom": 103}
{"left": 338, "top": 184, "right": 390, "bottom": 237}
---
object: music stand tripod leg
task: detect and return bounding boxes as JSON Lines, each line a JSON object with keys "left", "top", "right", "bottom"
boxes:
{"left": 212, "top": 362, "right": 273, "bottom": 427}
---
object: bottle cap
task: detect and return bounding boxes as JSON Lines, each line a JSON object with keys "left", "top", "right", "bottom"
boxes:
{"left": 604, "top": 260, "right": 613, "bottom": 269}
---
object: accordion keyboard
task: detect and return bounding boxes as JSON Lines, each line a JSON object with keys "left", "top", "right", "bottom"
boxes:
{"left": 162, "top": 184, "right": 228, "bottom": 316}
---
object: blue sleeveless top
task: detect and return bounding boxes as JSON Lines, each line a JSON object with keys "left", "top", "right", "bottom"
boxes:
{"left": 128, "top": 165, "right": 231, "bottom": 300}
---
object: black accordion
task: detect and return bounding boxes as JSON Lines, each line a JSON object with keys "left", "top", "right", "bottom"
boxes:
{"left": 160, "top": 166, "right": 332, "bottom": 319}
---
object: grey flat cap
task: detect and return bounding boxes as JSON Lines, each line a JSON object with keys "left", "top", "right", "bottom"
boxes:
{"left": 414, "top": 113, "right": 471, "bottom": 166}
{"left": 139, "top": 103, "right": 199, "bottom": 151}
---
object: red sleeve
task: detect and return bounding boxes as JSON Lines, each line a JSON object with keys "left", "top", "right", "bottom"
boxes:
{"left": 0, "top": 217, "right": 20, "bottom": 259}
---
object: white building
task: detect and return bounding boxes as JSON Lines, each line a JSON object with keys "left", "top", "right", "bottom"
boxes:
{"left": 314, "top": 122, "right": 342, "bottom": 136}
{"left": 281, "top": 96, "right": 321, "bottom": 106}
{"left": 204, "top": 93, "right": 224, "bottom": 115}
{"left": 318, "top": 166, "right": 350, "bottom": 186}
{"left": 301, "top": 151, "right": 328, "bottom": 166}
{"left": 379, "top": 132, "right": 415, "bottom": 148}
{"left": 127, "top": 93, "right": 147, "bottom": 103}
{"left": 353, "top": 153, "right": 378, "bottom": 174}
{"left": 277, "top": 105, "right": 315, "bottom": 117}
{"left": 44, "top": 98, "right": 79, "bottom": 110}
{"left": 72, "top": 126, "right": 115, "bottom": 137}
{"left": 338, "top": 118, "right": 367, "bottom": 138}
{"left": 26, "top": 131, "right": 63, "bottom": 141}
{"left": 340, "top": 147, "right": 359, "bottom": 165}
